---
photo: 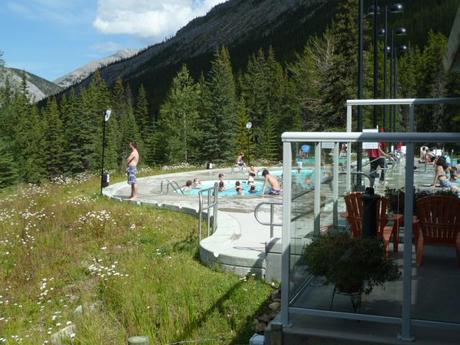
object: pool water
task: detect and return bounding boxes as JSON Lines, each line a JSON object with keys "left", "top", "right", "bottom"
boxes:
{"left": 181, "top": 179, "right": 265, "bottom": 197}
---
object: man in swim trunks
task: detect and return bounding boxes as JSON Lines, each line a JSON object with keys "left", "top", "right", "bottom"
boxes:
{"left": 127, "top": 141, "right": 139, "bottom": 199}
{"left": 261, "top": 169, "right": 281, "bottom": 195}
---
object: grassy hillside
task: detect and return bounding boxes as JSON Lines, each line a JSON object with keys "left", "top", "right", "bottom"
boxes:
{"left": 0, "top": 171, "right": 274, "bottom": 344}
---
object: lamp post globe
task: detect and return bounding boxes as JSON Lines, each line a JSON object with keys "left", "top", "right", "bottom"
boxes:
{"left": 245, "top": 122, "right": 252, "bottom": 164}
{"left": 390, "top": 3, "right": 404, "bottom": 13}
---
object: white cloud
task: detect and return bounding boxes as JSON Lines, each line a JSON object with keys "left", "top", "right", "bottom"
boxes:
{"left": 93, "top": 0, "right": 227, "bottom": 40}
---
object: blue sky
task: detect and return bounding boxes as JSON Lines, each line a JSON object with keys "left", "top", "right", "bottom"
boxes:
{"left": 0, "top": 0, "right": 226, "bottom": 81}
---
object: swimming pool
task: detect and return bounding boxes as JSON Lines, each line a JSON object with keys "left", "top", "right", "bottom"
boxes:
{"left": 180, "top": 179, "right": 265, "bottom": 197}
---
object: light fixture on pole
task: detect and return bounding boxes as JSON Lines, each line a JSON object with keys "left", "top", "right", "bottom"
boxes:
{"left": 379, "top": 3, "right": 404, "bottom": 130}
{"left": 388, "top": 27, "right": 407, "bottom": 132}
{"left": 100, "top": 108, "right": 112, "bottom": 195}
{"left": 392, "top": 43, "right": 408, "bottom": 132}
{"left": 246, "top": 121, "right": 252, "bottom": 165}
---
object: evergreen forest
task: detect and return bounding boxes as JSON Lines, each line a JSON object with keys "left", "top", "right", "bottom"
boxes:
{"left": 1, "top": 0, "right": 459, "bottom": 188}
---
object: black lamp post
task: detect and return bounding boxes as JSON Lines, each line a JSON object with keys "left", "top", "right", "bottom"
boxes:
{"left": 388, "top": 27, "right": 407, "bottom": 132}
{"left": 357, "top": 0, "right": 364, "bottom": 186}
{"left": 391, "top": 41, "right": 408, "bottom": 132}
{"left": 100, "top": 109, "right": 112, "bottom": 195}
{"left": 370, "top": 3, "right": 404, "bottom": 130}
{"left": 246, "top": 121, "right": 252, "bottom": 165}
{"left": 370, "top": 1, "right": 379, "bottom": 127}
{"left": 379, "top": 3, "right": 404, "bottom": 130}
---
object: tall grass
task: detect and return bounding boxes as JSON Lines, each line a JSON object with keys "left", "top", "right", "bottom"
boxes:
{"left": 0, "top": 173, "right": 274, "bottom": 345}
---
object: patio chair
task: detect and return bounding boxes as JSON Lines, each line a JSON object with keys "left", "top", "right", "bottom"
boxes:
{"left": 415, "top": 195, "right": 460, "bottom": 266}
{"left": 343, "top": 192, "right": 398, "bottom": 254}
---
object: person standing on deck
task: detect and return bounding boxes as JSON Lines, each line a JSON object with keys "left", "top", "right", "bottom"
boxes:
{"left": 127, "top": 142, "right": 139, "bottom": 200}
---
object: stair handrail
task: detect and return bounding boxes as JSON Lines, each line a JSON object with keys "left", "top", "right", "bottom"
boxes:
{"left": 198, "top": 183, "right": 218, "bottom": 240}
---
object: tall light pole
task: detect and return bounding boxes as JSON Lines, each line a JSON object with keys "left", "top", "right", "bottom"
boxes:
{"left": 380, "top": 3, "right": 404, "bottom": 130}
{"left": 357, "top": 0, "right": 364, "bottom": 186}
{"left": 246, "top": 121, "right": 252, "bottom": 165}
{"left": 372, "top": 0, "right": 379, "bottom": 127}
{"left": 392, "top": 41, "right": 408, "bottom": 132}
{"left": 388, "top": 27, "right": 407, "bottom": 132}
{"left": 100, "top": 109, "right": 112, "bottom": 195}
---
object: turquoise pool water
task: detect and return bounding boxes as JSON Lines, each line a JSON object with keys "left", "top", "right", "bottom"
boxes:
{"left": 267, "top": 169, "right": 313, "bottom": 179}
{"left": 181, "top": 179, "right": 265, "bottom": 197}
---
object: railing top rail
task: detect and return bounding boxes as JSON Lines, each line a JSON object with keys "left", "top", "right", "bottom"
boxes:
{"left": 346, "top": 97, "right": 460, "bottom": 106}
{"left": 281, "top": 132, "right": 460, "bottom": 143}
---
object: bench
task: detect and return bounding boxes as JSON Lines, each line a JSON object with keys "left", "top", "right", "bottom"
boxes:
{"left": 415, "top": 195, "right": 460, "bottom": 266}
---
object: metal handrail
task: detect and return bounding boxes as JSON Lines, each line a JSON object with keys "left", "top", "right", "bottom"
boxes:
{"left": 160, "top": 180, "right": 184, "bottom": 195}
{"left": 339, "top": 171, "right": 374, "bottom": 189}
{"left": 254, "top": 202, "right": 282, "bottom": 238}
{"left": 198, "top": 183, "right": 218, "bottom": 241}
{"left": 254, "top": 189, "right": 315, "bottom": 237}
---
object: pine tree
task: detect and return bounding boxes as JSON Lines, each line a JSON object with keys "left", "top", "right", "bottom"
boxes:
{"left": 16, "top": 104, "right": 46, "bottom": 183}
{"left": 157, "top": 65, "right": 200, "bottom": 163}
{"left": 135, "top": 85, "right": 154, "bottom": 165}
{"left": 112, "top": 79, "right": 143, "bottom": 169}
{"left": 289, "top": 35, "right": 329, "bottom": 131}
{"left": 258, "top": 113, "right": 278, "bottom": 162}
{"left": 0, "top": 139, "right": 18, "bottom": 188}
{"left": 316, "top": 0, "right": 359, "bottom": 130}
{"left": 234, "top": 100, "right": 255, "bottom": 163}
{"left": 79, "top": 72, "right": 110, "bottom": 171}
{"left": 43, "top": 98, "right": 66, "bottom": 177}
{"left": 201, "top": 47, "right": 237, "bottom": 163}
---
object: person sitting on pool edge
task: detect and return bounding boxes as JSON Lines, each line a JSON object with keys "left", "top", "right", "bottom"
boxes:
{"left": 261, "top": 169, "right": 281, "bottom": 195}
{"left": 248, "top": 165, "right": 257, "bottom": 179}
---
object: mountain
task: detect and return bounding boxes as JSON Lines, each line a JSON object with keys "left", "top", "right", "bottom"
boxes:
{"left": 0, "top": 67, "right": 62, "bottom": 102}
{"left": 52, "top": 0, "right": 459, "bottom": 112}
{"left": 54, "top": 48, "right": 140, "bottom": 88}
{"left": 53, "top": 0, "right": 338, "bottom": 108}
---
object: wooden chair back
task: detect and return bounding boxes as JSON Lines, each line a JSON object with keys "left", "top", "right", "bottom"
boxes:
{"left": 344, "top": 192, "right": 389, "bottom": 238}
{"left": 416, "top": 195, "right": 460, "bottom": 246}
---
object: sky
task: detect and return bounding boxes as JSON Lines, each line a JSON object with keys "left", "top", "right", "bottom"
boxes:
{"left": 0, "top": 0, "right": 227, "bottom": 81}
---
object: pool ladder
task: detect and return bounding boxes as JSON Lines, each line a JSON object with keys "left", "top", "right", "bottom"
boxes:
{"left": 160, "top": 180, "right": 184, "bottom": 195}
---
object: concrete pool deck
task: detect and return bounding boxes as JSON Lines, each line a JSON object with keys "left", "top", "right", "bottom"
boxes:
{"left": 103, "top": 167, "right": 285, "bottom": 279}
{"left": 102, "top": 160, "right": 453, "bottom": 281}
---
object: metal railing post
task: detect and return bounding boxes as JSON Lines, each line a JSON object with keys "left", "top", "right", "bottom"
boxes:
{"left": 281, "top": 141, "right": 292, "bottom": 327}
{"left": 400, "top": 142, "right": 415, "bottom": 341}
{"left": 346, "top": 105, "right": 352, "bottom": 192}
{"left": 270, "top": 203, "right": 275, "bottom": 238}
{"left": 333, "top": 142, "right": 339, "bottom": 228}
{"left": 314, "top": 142, "right": 322, "bottom": 236}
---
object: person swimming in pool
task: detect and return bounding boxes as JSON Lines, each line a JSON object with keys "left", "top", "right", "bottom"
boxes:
{"left": 261, "top": 169, "right": 281, "bottom": 195}
{"left": 235, "top": 181, "right": 244, "bottom": 195}
{"left": 218, "top": 173, "right": 226, "bottom": 191}
{"left": 192, "top": 177, "right": 202, "bottom": 188}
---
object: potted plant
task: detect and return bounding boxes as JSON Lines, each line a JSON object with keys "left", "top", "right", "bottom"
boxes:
{"left": 304, "top": 233, "right": 400, "bottom": 295}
